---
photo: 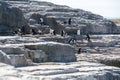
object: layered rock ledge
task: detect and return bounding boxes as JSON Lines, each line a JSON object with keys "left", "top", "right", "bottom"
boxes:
{"left": 0, "top": 0, "right": 118, "bottom": 35}
{"left": 0, "top": 35, "right": 120, "bottom": 80}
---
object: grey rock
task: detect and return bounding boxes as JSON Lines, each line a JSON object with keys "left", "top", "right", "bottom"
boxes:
{"left": 0, "top": 61, "right": 120, "bottom": 80}
{"left": 0, "top": 47, "right": 29, "bottom": 67}
{"left": 0, "top": 50, "right": 11, "bottom": 64}
{"left": 27, "top": 50, "right": 48, "bottom": 63}
{"left": 0, "top": 35, "right": 120, "bottom": 79}
{"left": 25, "top": 42, "right": 76, "bottom": 62}
{"left": 0, "top": 0, "right": 118, "bottom": 35}
{"left": 9, "top": 54, "right": 28, "bottom": 67}
{"left": 0, "top": 1, "right": 30, "bottom": 35}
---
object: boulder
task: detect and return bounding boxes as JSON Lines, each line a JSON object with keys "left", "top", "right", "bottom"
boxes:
{"left": 0, "top": 46, "right": 47, "bottom": 66}
{"left": 0, "top": 50, "right": 28, "bottom": 67}
{"left": 0, "top": 1, "right": 30, "bottom": 35}
{"left": 25, "top": 42, "right": 76, "bottom": 62}
{"left": 0, "top": 47, "right": 29, "bottom": 67}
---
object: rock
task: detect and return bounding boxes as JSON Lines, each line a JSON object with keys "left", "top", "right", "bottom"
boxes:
{"left": 0, "top": 35, "right": 120, "bottom": 79}
{"left": 9, "top": 54, "right": 28, "bottom": 67}
{"left": 0, "top": 36, "right": 76, "bottom": 63}
{"left": 64, "top": 27, "right": 78, "bottom": 35}
{"left": 0, "top": 36, "right": 44, "bottom": 44}
{"left": 0, "top": 46, "right": 47, "bottom": 67}
{"left": 0, "top": 50, "right": 11, "bottom": 64}
{"left": 1, "top": 61, "right": 120, "bottom": 80}
{"left": 25, "top": 42, "right": 76, "bottom": 62}
{"left": 0, "top": 37, "right": 76, "bottom": 63}
{"left": 0, "top": 46, "right": 48, "bottom": 66}
{"left": 0, "top": 47, "right": 29, "bottom": 67}
{"left": 0, "top": 1, "right": 30, "bottom": 35}
{"left": 0, "top": 50, "right": 28, "bottom": 67}
{"left": 0, "top": 47, "right": 27, "bottom": 54}
{"left": 29, "top": 12, "right": 64, "bottom": 34}
{"left": 27, "top": 50, "right": 48, "bottom": 63}
{"left": 100, "top": 58, "right": 120, "bottom": 67}
{"left": 0, "top": 0, "right": 118, "bottom": 35}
